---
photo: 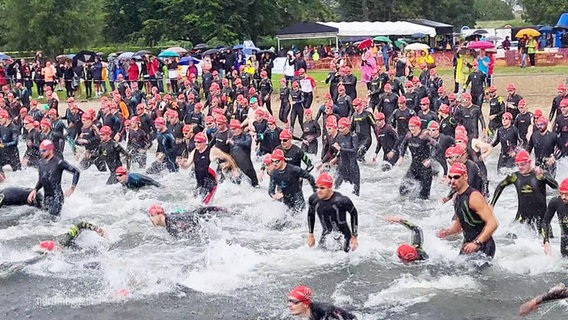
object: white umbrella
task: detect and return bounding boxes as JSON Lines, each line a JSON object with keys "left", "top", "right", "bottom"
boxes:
{"left": 166, "top": 46, "right": 188, "bottom": 55}
{"left": 404, "top": 43, "right": 430, "bottom": 51}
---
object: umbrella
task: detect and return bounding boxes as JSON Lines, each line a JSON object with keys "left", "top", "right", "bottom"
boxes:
{"left": 178, "top": 56, "right": 201, "bottom": 65}
{"left": 373, "top": 36, "right": 392, "bottom": 43}
{"left": 158, "top": 51, "right": 180, "bottom": 58}
{"left": 165, "top": 46, "right": 187, "bottom": 54}
{"left": 412, "top": 33, "right": 426, "bottom": 38}
{"left": 117, "top": 52, "right": 134, "bottom": 60}
{"left": 72, "top": 50, "right": 97, "bottom": 67}
{"left": 0, "top": 52, "right": 11, "bottom": 60}
{"left": 484, "top": 36, "right": 502, "bottom": 42}
{"left": 233, "top": 44, "right": 244, "bottom": 50}
{"left": 134, "top": 50, "right": 152, "bottom": 57}
{"left": 194, "top": 43, "right": 208, "bottom": 50}
{"left": 473, "top": 29, "right": 488, "bottom": 35}
{"left": 56, "top": 54, "right": 71, "bottom": 62}
{"left": 202, "top": 48, "right": 219, "bottom": 56}
{"left": 357, "top": 38, "right": 373, "bottom": 50}
{"left": 394, "top": 40, "right": 408, "bottom": 49}
{"left": 466, "top": 41, "right": 495, "bottom": 50}
{"left": 256, "top": 49, "right": 276, "bottom": 59}
{"left": 539, "top": 26, "right": 554, "bottom": 33}
{"left": 404, "top": 43, "right": 430, "bottom": 51}
{"left": 515, "top": 28, "right": 540, "bottom": 38}
{"left": 243, "top": 47, "right": 260, "bottom": 55}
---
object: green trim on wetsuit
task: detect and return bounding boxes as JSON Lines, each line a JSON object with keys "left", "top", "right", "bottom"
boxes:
{"left": 399, "top": 219, "right": 429, "bottom": 260}
{"left": 56, "top": 222, "right": 101, "bottom": 247}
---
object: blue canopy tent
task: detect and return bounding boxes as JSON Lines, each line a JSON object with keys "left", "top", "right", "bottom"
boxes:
{"left": 555, "top": 13, "right": 568, "bottom": 48}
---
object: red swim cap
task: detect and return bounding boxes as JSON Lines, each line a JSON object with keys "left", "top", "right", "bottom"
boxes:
{"left": 194, "top": 132, "right": 207, "bottom": 143}
{"left": 271, "top": 148, "right": 285, "bottom": 162}
{"left": 398, "top": 96, "right": 407, "bottom": 103}
{"left": 182, "top": 124, "right": 192, "bottom": 133}
{"left": 229, "top": 119, "right": 241, "bottom": 130}
{"left": 288, "top": 286, "right": 313, "bottom": 304}
{"left": 115, "top": 166, "right": 128, "bottom": 176}
{"left": 316, "top": 172, "right": 334, "bottom": 189}
{"left": 533, "top": 109, "right": 543, "bottom": 118}
{"left": 448, "top": 162, "right": 467, "bottom": 176}
{"left": 263, "top": 154, "right": 272, "bottom": 165}
{"left": 99, "top": 125, "right": 112, "bottom": 136}
{"left": 39, "top": 139, "right": 55, "bottom": 151}
{"left": 427, "top": 121, "right": 439, "bottom": 130}
{"left": 439, "top": 104, "right": 449, "bottom": 114}
{"left": 148, "top": 204, "right": 165, "bottom": 216}
{"left": 408, "top": 116, "right": 421, "bottom": 128}
{"left": 39, "top": 240, "right": 56, "bottom": 251}
{"left": 279, "top": 129, "right": 292, "bottom": 140}
{"left": 338, "top": 117, "right": 351, "bottom": 128}
{"left": 515, "top": 149, "right": 531, "bottom": 164}
{"left": 374, "top": 112, "right": 385, "bottom": 120}
{"left": 559, "top": 178, "right": 568, "bottom": 193}
{"left": 154, "top": 117, "right": 166, "bottom": 126}
{"left": 397, "top": 244, "right": 418, "bottom": 262}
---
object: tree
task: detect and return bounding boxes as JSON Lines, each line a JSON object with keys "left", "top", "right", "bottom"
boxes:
{"left": 520, "top": 0, "right": 568, "bottom": 25}
{"left": 474, "top": 0, "right": 514, "bottom": 21}
{"left": 0, "top": 0, "right": 104, "bottom": 55}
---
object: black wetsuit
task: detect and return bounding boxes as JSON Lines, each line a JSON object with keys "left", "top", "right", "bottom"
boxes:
{"left": 336, "top": 94, "right": 352, "bottom": 118}
{"left": 399, "top": 131, "right": 433, "bottom": 199}
{"left": 431, "top": 134, "right": 455, "bottom": 175}
{"left": 306, "top": 302, "right": 357, "bottom": 320}
{"left": 148, "top": 129, "right": 178, "bottom": 174}
{"left": 506, "top": 93, "right": 523, "bottom": 120}
{"left": 491, "top": 171, "right": 558, "bottom": 230}
{"left": 439, "top": 115, "right": 456, "bottom": 138}
{"left": 417, "top": 110, "right": 439, "bottom": 130}
{"left": 554, "top": 113, "right": 568, "bottom": 156}
{"left": 268, "top": 163, "right": 316, "bottom": 212}
{"left": 193, "top": 146, "right": 217, "bottom": 204}
{"left": 289, "top": 89, "right": 304, "bottom": 131}
{"left": 391, "top": 107, "right": 415, "bottom": 138}
{"left": 24, "top": 128, "right": 41, "bottom": 168}
{"left": 351, "top": 110, "right": 375, "bottom": 161}
{"left": 301, "top": 120, "right": 321, "bottom": 155}
{"left": 98, "top": 139, "right": 130, "bottom": 184}
{"left": 308, "top": 192, "right": 358, "bottom": 252}
{"left": 54, "top": 222, "right": 102, "bottom": 248}
{"left": 454, "top": 186, "right": 496, "bottom": 258}
{"left": 278, "top": 87, "right": 290, "bottom": 123}
{"left": 491, "top": 125, "right": 521, "bottom": 170}
{"left": 549, "top": 94, "right": 568, "bottom": 122}
{"left": 399, "top": 219, "right": 429, "bottom": 260}
{"left": 164, "top": 206, "right": 228, "bottom": 238}
{"left": 276, "top": 144, "right": 314, "bottom": 172}
{"left": 127, "top": 128, "right": 151, "bottom": 168}
{"left": 325, "top": 132, "right": 361, "bottom": 196}
{"left": 527, "top": 130, "right": 561, "bottom": 175}
{"left": 542, "top": 197, "right": 568, "bottom": 256}
{"left": 378, "top": 92, "right": 398, "bottom": 119}
{"left": 514, "top": 112, "right": 532, "bottom": 147}
{"left": 454, "top": 105, "right": 485, "bottom": 139}
{"left": 34, "top": 155, "right": 81, "bottom": 216}
{"left": 77, "top": 126, "right": 106, "bottom": 171}
{"left": 488, "top": 96, "right": 505, "bottom": 136}
{"left": 258, "top": 127, "right": 281, "bottom": 156}
{"left": 374, "top": 123, "right": 399, "bottom": 169}
{"left": 0, "top": 122, "right": 21, "bottom": 171}
{"left": 368, "top": 76, "right": 383, "bottom": 111}
{"left": 0, "top": 187, "right": 42, "bottom": 208}
{"left": 230, "top": 132, "right": 258, "bottom": 187}
{"left": 122, "top": 172, "right": 160, "bottom": 190}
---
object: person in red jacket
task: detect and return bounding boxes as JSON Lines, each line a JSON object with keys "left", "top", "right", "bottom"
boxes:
{"left": 127, "top": 59, "right": 139, "bottom": 86}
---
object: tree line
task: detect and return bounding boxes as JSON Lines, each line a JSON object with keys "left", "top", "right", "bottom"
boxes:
{"left": 0, "top": 0, "right": 561, "bottom": 56}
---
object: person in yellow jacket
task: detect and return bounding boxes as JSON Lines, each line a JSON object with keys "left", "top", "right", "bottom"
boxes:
{"left": 527, "top": 36, "right": 538, "bottom": 67}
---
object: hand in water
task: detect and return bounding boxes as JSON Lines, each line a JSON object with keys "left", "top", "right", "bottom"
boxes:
{"left": 436, "top": 229, "right": 448, "bottom": 239}
{"left": 462, "top": 242, "right": 480, "bottom": 254}
{"left": 64, "top": 187, "right": 75, "bottom": 197}
{"left": 27, "top": 189, "right": 37, "bottom": 203}
{"left": 384, "top": 216, "right": 402, "bottom": 223}
{"left": 519, "top": 298, "right": 539, "bottom": 316}
{"left": 544, "top": 242, "right": 551, "bottom": 256}
{"left": 307, "top": 234, "right": 315, "bottom": 247}
{"left": 350, "top": 237, "right": 358, "bottom": 251}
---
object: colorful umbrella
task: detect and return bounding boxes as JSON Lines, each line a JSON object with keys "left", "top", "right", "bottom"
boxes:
{"left": 0, "top": 52, "right": 11, "bottom": 60}
{"left": 158, "top": 51, "right": 180, "bottom": 58}
{"left": 165, "top": 46, "right": 188, "bottom": 54}
{"left": 394, "top": 40, "right": 408, "bottom": 49}
{"left": 373, "top": 36, "right": 392, "bottom": 43}
{"left": 194, "top": 43, "right": 209, "bottom": 50}
{"left": 72, "top": 50, "right": 97, "bottom": 67}
{"left": 515, "top": 28, "right": 540, "bottom": 38}
{"left": 466, "top": 41, "right": 495, "bottom": 50}
{"left": 404, "top": 43, "right": 430, "bottom": 51}
{"left": 202, "top": 48, "right": 220, "bottom": 56}
{"left": 356, "top": 38, "right": 373, "bottom": 50}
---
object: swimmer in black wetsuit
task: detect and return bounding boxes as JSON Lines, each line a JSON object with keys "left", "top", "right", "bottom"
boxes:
{"left": 519, "top": 280, "right": 568, "bottom": 316}
{"left": 287, "top": 285, "right": 357, "bottom": 320}
{"left": 307, "top": 173, "right": 359, "bottom": 252}
{"left": 385, "top": 216, "right": 429, "bottom": 262}
{"left": 27, "top": 140, "right": 80, "bottom": 218}
{"left": 372, "top": 111, "right": 399, "bottom": 171}
{"left": 147, "top": 204, "right": 229, "bottom": 238}
{"left": 115, "top": 166, "right": 161, "bottom": 190}
{"left": 97, "top": 125, "right": 131, "bottom": 184}
{"left": 541, "top": 178, "right": 568, "bottom": 257}
{"left": 0, "top": 187, "right": 43, "bottom": 208}
{"left": 178, "top": 132, "right": 238, "bottom": 205}
{"left": 490, "top": 149, "right": 558, "bottom": 233}
{"left": 268, "top": 148, "right": 316, "bottom": 213}
{"left": 228, "top": 119, "right": 259, "bottom": 187}
{"left": 491, "top": 112, "right": 521, "bottom": 171}
{"left": 437, "top": 163, "right": 499, "bottom": 259}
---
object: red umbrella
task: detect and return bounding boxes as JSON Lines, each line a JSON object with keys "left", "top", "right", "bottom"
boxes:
{"left": 467, "top": 41, "right": 495, "bottom": 50}
{"left": 357, "top": 38, "right": 372, "bottom": 50}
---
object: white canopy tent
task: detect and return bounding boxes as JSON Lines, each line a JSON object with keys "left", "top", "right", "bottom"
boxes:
{"left": 319, "top": 21, "right": 437, "bottom": 37}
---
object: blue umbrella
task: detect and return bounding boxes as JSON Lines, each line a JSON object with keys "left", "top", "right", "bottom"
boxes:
{"left": 158, "top": 50, "right": 180, "bottom": 58}
{"left": 0, "top": 52, "right": 11, "bottom": 60}
{"left": 233, "top": 44, "right": 244, "bottom": 50}
{"left": 243, "top": 47, "right": 260, "bottom": 55}
{"left": 178, "top": 56, "right": 201, "bottom": 65}
{"left": 412, "top": 33, "right": 426, "bottom": 38}
{"left": 539, "top": 26, "right": 554, "bottom": 33}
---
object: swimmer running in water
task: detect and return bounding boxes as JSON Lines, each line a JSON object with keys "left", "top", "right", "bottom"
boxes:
{"left": 147, "top": 204, "right": 229, "bottom": 238}
{"left": 519, "top": 280, "right": 568, "bottom": 316}
{"left": 115, "top": 166, "right": 161, "bottom": 190}
{"left": 385, "top": 216, "right": 428, "bottom": 262}
{"left": 37, "top": 221, "right": 106, "bottom": 252}
{"left": 287, "top": 285, "right": 357, "bottom": 320}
